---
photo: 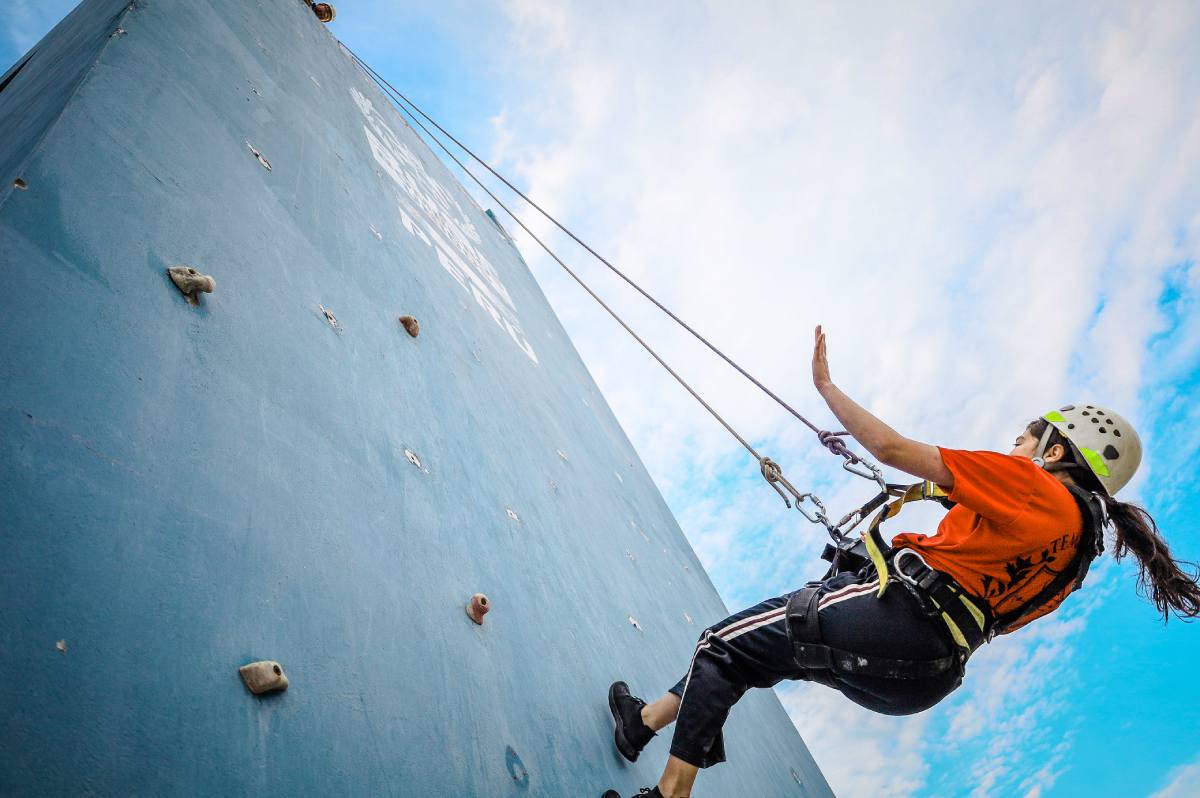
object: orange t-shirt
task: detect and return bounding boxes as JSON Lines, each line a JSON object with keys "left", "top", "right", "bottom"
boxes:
{"left": 890, "top": 448, "right": 1083, "bottom": 634}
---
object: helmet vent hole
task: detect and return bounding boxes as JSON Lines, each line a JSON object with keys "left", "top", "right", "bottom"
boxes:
{"left": 1067, "top": 423, "right": 1075, "bottom": 429}
{"left": 1091, "top": 418, "right": 1099, "bottom": 423}
{"left": 1099, "top": 427, "right": 1107, "bottom": 433}
{"left": 1082, "top": 411, "right": 1090, "bottom": 416}
{"left": 1060, "top": 405, "right": 1075, "bottom": 411}
{"left": 1103, "top": 445, "right": 1120, "bottom": 460}
{"left": 1113, "top": 430, "right": 1121, "bottom": 437}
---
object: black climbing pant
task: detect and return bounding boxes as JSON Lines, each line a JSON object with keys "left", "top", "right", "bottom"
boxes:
{"left": 665, "top": 570, "right": 963, "bottom": 768}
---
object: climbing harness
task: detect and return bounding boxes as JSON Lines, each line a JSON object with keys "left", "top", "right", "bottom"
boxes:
{"left": 785, "top": 581, "right": 963, "bottom": 681}
{"left": 786, "top": 481, "right": 988, "bottom": 679}
{"left": 786, "top": 479, "right": 1111, "bottom": 679}
{"left": 342, "top": 44, "right": 886, "bottom": 538}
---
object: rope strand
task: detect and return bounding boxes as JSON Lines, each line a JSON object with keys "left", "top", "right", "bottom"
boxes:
{"left": 340, "top": 44, "right": 871, "bottom": 461}
{"left": 347, "top": 48, "right": 765, "bottom": 465}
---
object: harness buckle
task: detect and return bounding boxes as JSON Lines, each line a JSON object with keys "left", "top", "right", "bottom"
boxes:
{"left": 892, "top": 548, "right": 942, "bottom": 593}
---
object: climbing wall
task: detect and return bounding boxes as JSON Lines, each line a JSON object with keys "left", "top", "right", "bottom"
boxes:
{"left": 0, "top": 1, "right": 833, "bottom": 796}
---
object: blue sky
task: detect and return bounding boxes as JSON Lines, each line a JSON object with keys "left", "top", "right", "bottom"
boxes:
{"left": 5, "top": 2, "right": 1198, "bottom": 796}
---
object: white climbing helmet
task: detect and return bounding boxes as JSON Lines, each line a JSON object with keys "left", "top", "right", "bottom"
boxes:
{"left": 1035, "top": 404, "right": 1142, "bottom": 496}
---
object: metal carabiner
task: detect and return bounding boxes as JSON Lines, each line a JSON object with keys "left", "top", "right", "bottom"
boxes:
{"left": 759, "top": 456, "right": 841, "bottom": 539}
{"left": 841, "top": 459, "right": 889, "bottom": 493}
{"left": 829, "top": 484, "right": 904, "bottom": 539}
{"left": 819, "top": 430, "right": 889, "bottom": 492}
{"left": 794, "top": 491, "right": 830, "bottom": 527}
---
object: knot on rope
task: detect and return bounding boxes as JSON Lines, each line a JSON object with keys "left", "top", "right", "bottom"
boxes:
{"left": 817, "top": 430, "right": 860, "bottom": 464}
{"left": 760, "top": 457, "right": 783, "bottom": 484}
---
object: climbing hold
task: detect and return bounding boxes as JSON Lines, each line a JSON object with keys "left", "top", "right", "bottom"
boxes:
{"left": 403, "top": 448, "right": 422, "bottom": 468}
{"left": 55, "top": 639, "right": 67, "bottom": 653}
{"left": 466, "top": 593, "right": 490, "bottom": 625}
{"left": 166, "top": 266, "right": 215, "bottom": 306}
{"left": 398, "top": 315, "right": 420, "bottom": 337}
{"left": 245, "top": 141, "right": 272, "bottom": 171}
{"left": 239, "top": 660, "right": 288, "bottom": 695}
{"left": 13, "top": 178, "right": 27, "bottom": 190}
{"left": 627, "top": 615, "right": 642, "bottom": 631}
{"left": 320, "top": 304, "right": 338, "bottom": 328}
{"left": 312, "top": 3, "right": 336, "bottom": 23}
{"left": 506, "top": 507, "right": 520, "bottom": 522}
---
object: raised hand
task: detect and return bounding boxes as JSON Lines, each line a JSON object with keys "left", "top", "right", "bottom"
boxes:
{"left": 812, "top": 325, "right": 832, "bottom": 391}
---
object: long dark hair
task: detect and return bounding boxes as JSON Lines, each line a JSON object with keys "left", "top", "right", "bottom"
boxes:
{"left": 1028, "top": 418, "right": 1200, "bottom": 621}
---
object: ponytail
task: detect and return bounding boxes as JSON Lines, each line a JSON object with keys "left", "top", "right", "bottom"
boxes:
{"left": 1028, "top": 419, "right": 1200, "bottom": 622}
{"left": 1107, "top": 500, "right": 1200, "bottom": 621}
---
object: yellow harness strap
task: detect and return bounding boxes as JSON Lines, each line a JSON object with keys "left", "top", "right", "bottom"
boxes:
{"left": 862, "top": 481, "right": 950, "bottom": 598}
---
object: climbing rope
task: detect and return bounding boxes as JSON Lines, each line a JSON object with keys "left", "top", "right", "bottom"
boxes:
{"left": 344, "top": 45, "right": 885, "bottom": 537}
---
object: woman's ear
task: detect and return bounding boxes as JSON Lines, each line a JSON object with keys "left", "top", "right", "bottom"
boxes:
{"left": 1044, "top": 442, "right": 1067, "bottom": 464}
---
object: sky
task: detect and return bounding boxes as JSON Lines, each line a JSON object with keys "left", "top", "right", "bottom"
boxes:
{"left": 5, "top": 2, "right": 1198, "bottom": 796}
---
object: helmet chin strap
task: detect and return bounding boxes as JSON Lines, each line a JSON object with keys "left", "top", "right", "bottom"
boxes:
{"left": 1031, "top": 423, "right": 1057, "bottom": 468}
{"left": 1032, "top": 429, "right": 1108, "bottom": 515}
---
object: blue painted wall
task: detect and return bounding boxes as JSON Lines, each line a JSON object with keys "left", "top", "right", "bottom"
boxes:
{"left": 0, "top": 1, "right": 832, "bottom": 795}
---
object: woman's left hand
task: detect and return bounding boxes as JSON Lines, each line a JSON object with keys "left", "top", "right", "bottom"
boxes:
{"left": 812, "top": 325, "right": 833, "bottom": 392}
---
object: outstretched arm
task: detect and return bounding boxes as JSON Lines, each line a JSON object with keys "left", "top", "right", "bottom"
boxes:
{"left": 812, "top": 326, "right": 954, "bottom": 488}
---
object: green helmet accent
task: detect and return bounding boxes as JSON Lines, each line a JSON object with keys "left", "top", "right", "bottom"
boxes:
{"left": 1035, "top": 404, "right": 1141, "bottom": 496}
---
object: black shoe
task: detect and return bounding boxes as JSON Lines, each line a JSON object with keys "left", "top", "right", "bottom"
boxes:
{"left": 600, "top": 789, "right": 663, "bottom": 798}
{"left": 608, "top": 681, "right": 656, "bottom": 762}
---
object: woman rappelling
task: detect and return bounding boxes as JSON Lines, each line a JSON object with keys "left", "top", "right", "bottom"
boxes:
{"left": 604, "top": 326, "right": 1200, "bottom": 798}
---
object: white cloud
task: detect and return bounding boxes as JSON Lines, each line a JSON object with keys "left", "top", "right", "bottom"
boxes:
{"left": 1149, "top": 756, "right": 1200, "bottom": 798}
{"left": 782, "top": 682, "right": 933, "bottom": 797}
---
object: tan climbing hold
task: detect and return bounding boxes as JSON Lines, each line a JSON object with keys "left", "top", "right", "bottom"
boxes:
{"left": 167, "top": 266, "right": 215, "bottom": 306}
{"left": 312, "top": 3, "right": 336, "bottom": 22}
{"left": 466, "top": 593, "right": 490, "bottom": 625}
{"left": 55, "top": 639, "right": 67, "bottom": 653}
{"left": 398, "top": 315, "right": 420, "bottom": 337}
{"left": 13, "top": 178, "right": 28, "bottom": 190}
{"left": 239, "top": 660, "right": 289, "bottom": 695}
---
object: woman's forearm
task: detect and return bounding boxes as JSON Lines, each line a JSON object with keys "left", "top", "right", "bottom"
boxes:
{"left": 817, "top": 380, "right": 951, "bottom": 485}
{"left": 815, "top": 381, "right": 905, "bottom": 463}
{"left": 811, "top": 326, "right": 952, "bottom": 486}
